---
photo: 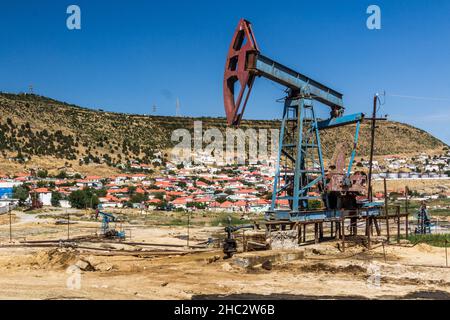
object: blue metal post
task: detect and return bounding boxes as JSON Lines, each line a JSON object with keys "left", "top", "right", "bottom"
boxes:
{"left": 292, "top": 99, "right": 305, "bottom": 212}
{"left": 271, "top": 103, "right": 289, "bottom": 211}
{"left": 311, "top": 103, "right": 328, "bottom": 207}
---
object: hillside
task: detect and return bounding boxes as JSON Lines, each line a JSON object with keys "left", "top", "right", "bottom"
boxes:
{"left": 0, "top": 93, "right": 447, "bottom": 175}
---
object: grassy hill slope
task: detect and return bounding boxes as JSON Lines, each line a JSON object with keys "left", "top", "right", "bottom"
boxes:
{"left": 0, "top": 93, "right": 447, "bottom": 175}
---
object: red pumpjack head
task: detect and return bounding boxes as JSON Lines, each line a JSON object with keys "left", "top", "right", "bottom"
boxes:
{"left": 223, "top": 19, "right": 260, "bottom": 126}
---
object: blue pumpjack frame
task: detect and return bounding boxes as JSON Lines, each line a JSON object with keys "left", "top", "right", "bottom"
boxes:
{"left": 252, "top": 53, "right": 381, "bottom": 222}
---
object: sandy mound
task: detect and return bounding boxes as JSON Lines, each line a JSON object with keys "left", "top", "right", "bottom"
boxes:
{"left": 32, "top": 248, "right": 79, "bottom": 270}
{"left": 414, "top": 243, "right": 435, "bottom": 253}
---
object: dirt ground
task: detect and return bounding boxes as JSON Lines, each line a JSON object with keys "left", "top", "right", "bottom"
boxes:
{"left": 373, "top": 178, "right": 450, "bottom": 194}
{"left": 0, "top": 209, "right": 449, "bottom": 300}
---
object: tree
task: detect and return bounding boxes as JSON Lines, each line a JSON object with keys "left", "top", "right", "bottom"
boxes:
{"left": 216, "top": 196, "right": 228, "bottom": 203}
{"left": 51, "top": 191, "right": 63, "bottom": 207}
{"left": 94, "top": 188, "right": 107, "bottom": 198}
{"left": 130, "top": 193, "right": 148, "bottom": 204}
{"left": 68, "top": 189, "right": 99, "bottom": 209}
{"left": 128, "top": 186, "right": 137, "bottom": 195}
{"left": 177, "top": 181, "right": 187, "bottom": 188}
{"left": 187, "top": 202, "right": 206, "bottom": 209}
{"left": 13, "top": 186, "right": 29, "bottom": 205}
{"left": 56, "top": 171, "right": 67, "bottom": 179}
{"left": 37, "top": 170, "right": 48, "bottom": 179}
{"left": 37, "top": 181, "right": 48, "bottom": 188}
{"left": 153, "top": 192, "right": 165, "bottom": 201}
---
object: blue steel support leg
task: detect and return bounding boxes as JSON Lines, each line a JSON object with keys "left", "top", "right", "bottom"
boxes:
{"left": 292, "top": 99, "right": 305, "bottom": 212}
{"left": 271, "top": 103, "right": 289, "bottom": 211}
{"left": 311, "top": 104, "right": 328, "bottom": 207}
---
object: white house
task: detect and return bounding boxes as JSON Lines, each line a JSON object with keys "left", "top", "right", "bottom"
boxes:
{"left": 34, "top": 188, "right": 52, "bottom": 206}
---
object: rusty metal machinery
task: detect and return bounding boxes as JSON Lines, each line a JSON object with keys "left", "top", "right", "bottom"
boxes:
{"left": 223, "top": 222, "right": 255, "bottom": 258}
{"left": 223, "top": 19, "right": 382, "bottom": 223}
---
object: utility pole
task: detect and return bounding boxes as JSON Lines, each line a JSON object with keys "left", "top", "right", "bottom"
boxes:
{"left": 187, "top": 211, "right": 190, "bottom": 248}
{"left": 446, "top": 240, "right": 448, "bottom": 268}
{"left": 9, "top": 203, "right": 12, "bottom": 243}
{"left": 367, "top": 94, "right": 378, "bottom": 202}
{"left": 67, "top": 209, "right": 70, "bottom": 240}
{"left": 384, "top": 177, "right": 390, "bottom": 242}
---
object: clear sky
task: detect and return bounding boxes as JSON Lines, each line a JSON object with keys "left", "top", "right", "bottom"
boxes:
{"left": 1, "top": 0, "right": 449, "bottom": 144}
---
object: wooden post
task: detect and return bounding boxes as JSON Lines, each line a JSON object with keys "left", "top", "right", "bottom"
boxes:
{"left": 337, "top": 221, "right": 341, "bottom": 239}
{"left": 314, "top": 223, "right": 319, "bottom": 244}
{"left": 367, "top": 217, "right": 371, "bottom": 249}
{"left": 384, "top": 178, "right": 390, "bottom": 242}
{"left": 405, "top": 213, "right": 409, "bottom": 238}
{"left": 405, "top": 186, "right": 409, "bottom": 213}
{"left": 445, "top": 240, "right": 448, "bottom": 268}
{"left": 187, "top": 212, "right": 190, "bottom": 248}
{"left": 374, "top": 219, "right": 381, "bottom": 236}
{"left": 341, "top": 213, "right": 345, "bottom": 252}
{"left": 67, "top": 209, "right": 70, "bottom": 240}
{"left": 302, "top": 224, "right": 306, "bottom": 243}
{"left": 330, "top": 221, "right": 334, "bottom": 238}
{"left": 397, "top": 206, "right": 401, "bottom": 244}
{"left": 9, "top": 204, "right": 12, "bottom": 243}
{"left": 298, "top": 224, "right": 302, "bottom": 245}
{"left": 319, "top": 223, "right": 322, "bottom": 239}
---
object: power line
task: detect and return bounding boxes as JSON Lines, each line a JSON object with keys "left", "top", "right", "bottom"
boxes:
{"left": 387, "top": 94, "right": 450, "bottom": 102}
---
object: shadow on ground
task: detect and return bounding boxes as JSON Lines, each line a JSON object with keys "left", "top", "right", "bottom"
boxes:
{"left": 192, "top": 290, "right": 450, "bottom": 300}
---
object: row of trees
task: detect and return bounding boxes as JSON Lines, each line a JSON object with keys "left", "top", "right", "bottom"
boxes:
{"left": 13, "top": 185, "right": 151, "bottom": 209}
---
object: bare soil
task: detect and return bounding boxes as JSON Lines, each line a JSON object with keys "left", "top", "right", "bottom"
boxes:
{"left": 0, "top": 209, "right": 449, "bottom": 300}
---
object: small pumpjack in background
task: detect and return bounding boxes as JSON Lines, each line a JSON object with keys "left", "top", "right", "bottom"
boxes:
{"left": 95, "top": 207, "right": 126, "bottom": 240}
{"left": 415, "top": 202, "right": 431, "bottom": 235}
{"left": 222, "top": 19, "right": 411, "bottom": 253}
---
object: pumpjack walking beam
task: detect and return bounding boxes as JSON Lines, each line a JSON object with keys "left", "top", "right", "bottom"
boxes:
{"left": 224, "top": 19, "right": 349, "bottom": 126}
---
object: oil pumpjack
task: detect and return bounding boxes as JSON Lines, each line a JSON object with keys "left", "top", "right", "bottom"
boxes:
{"left": 222, "top": 19, "right": 383, "bottom": 248}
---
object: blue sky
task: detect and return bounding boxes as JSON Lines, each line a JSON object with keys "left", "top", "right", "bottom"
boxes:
{"left": 1, "top": 0, "right": 449, "bottom": 144}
